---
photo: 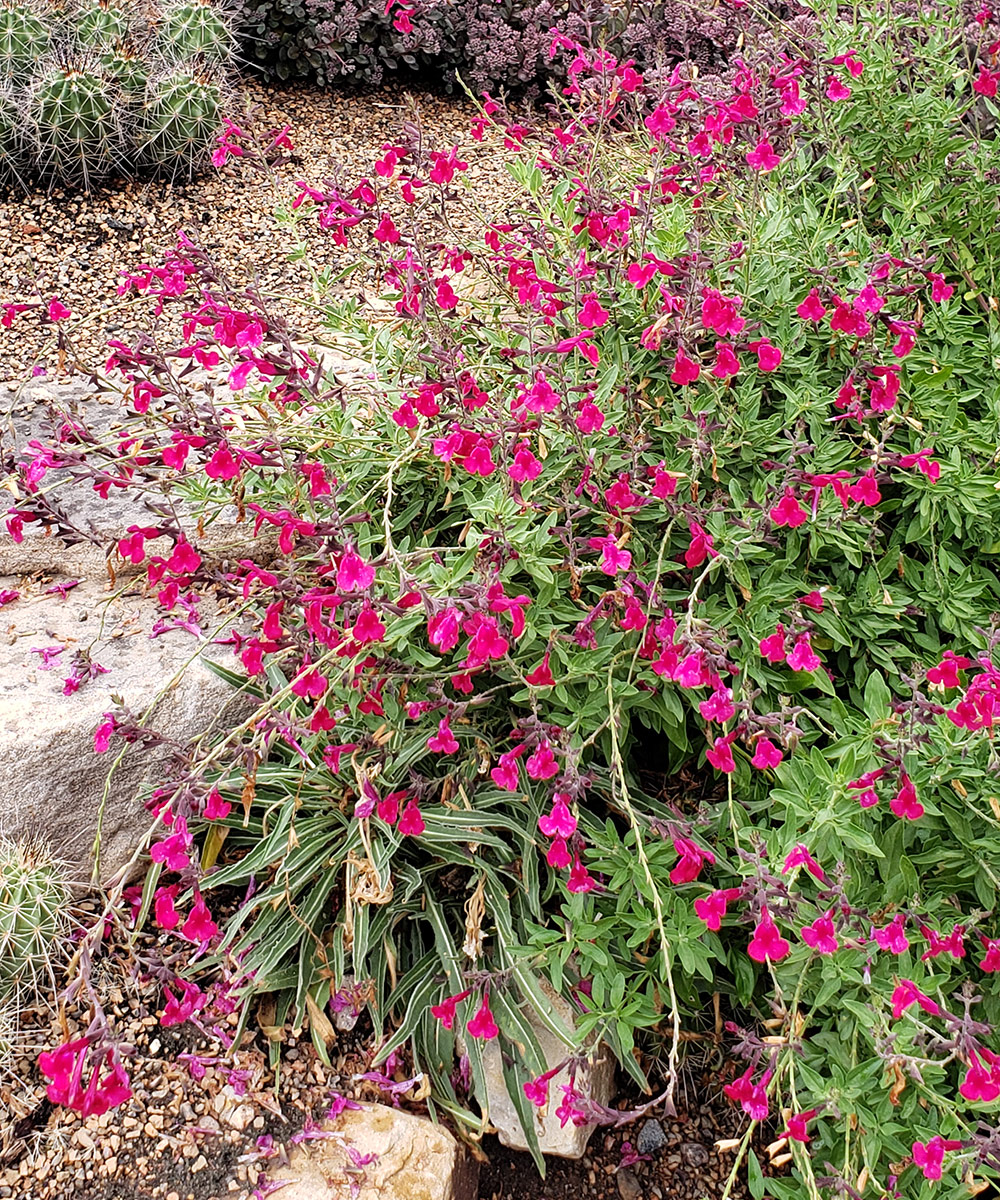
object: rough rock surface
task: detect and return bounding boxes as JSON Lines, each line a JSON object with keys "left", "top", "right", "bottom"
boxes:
{"left": 0, "top": 574, "right": 250, "bottom": 887}
{"left": 481, "top": 980, "right": 615, "bottom": 1159}
{"left": 266, "top": 1103, "right": 479, "bottom": 1200}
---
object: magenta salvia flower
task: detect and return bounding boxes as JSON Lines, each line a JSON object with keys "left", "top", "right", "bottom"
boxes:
{"left": 891, "top": 980, "right": 940, "bottom": 1020}
{"left": 337, "top": 549, "right": 375, "bottom": 592}
{"left": 912, "top": 1136, "right": 964, "bottom": 1181}
{"left": 539, "top": 796, "right": 577, "bottom": 839}
{"left": 782, "top": 844, "right": 826, "bottom": 881}
{"left": 770, "top": 489, "right": 808, "bottom": 528}
{"left": 748, "top": 909, "right": 790, "bottom": 963}
{"left": 872, "top": 915, "right": 909, "bottom": 954}
{"left": 787, "top": 633, "right": 821, "bottom": 673}
{"left": 801, "top": 912, "right": 838, "bottom": 955}
{"left": 694, "top": 888, "right": 741, "bottom": 931}
{"left": 39, "top": 1040, "right": 131, "bottom": 1117}
{"left": 669, "top": 837, "right": 715, "bottom": 885}
{"left": 567, "top": 853, "right": 596, "bottom": 893}
{"left": 723, "top": 1065, "right": 771, "bottom": 1119}
{"left": 466, "top": 992, "right": 499, "bottom": 1040}
{"left": 960, "top": 1050, "right": 1000, "bottom": 1102}
{"left": 430, "top": 988, "right": 471, "bottom": 1030}
{"left": 751, "top": 738, "right": 783, "bottom": 769}
{"left": 890, "top": 774, "right": 923, "bottom": 820}
{"left": 427, "top": 717, "right": 459, "bottom": 754}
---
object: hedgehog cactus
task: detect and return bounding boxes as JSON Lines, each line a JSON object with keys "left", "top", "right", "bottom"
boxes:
{"left": 140, "top": 64, "right": 221, "bottom": 174}
{"left": 74, "top": 0, "right": 132, "bottom": 49}
{"left": 28, "top": 61, "right": 125, "bottom": 188}
{"left": 0, "top": 0, "right": 233, "bottom": 190}
{"left": 160, "top": 0, "right": 233, "bottom": 61}
{"left": 0, "top": 0, "right": 51, "bottom": 78}
{"left": 0, "top": 837, "right": 69, "bottom": 1000}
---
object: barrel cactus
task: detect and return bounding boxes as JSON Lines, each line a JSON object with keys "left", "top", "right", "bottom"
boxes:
{"left": 139, "top": 63, "right": 222, "bottom": 175}
{"left": 0, "top": 0, "right": 51, "bottom": 77}
{"left": 0, "top": 837, "right": 69, "bottom": 1000}
{"left": 160, "top": 0, "right": 234, "bottom": 60}
{"left": 27, "top": 61, "right": 126, "bottom": 189}
{"left": 0, "top": 0, "right": 235, "bottom": 191}
{"left": 74, "top": 0, "right": 132, "bottom": 49}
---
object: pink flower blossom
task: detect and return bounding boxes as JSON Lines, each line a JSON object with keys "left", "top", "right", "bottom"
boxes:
{"left": 525, "top": 652, "right": 555, "bottom": 686}
{"left": 801, "top": 912, "right": 838, "bottom": 954}
{"left": 748, "top": 909, "right": 790, "bottom": 962}
{"left": 467, "top": 992, "right": 499, "bottom": 1040}
{"left": 825, "top": 75, "right": 851, "bottom": 101}
{"left": 872, "top": 915, "right": 909, "bottom": 954}
{"left": 891, "top": 979, "right": 940, "bottom": 1020}
{"left": 48, "top": 298, "right": 71, "bottom": 322}
{"left": 578, "top": 292, "right": 609, "bottom": 329}
{"left": 670, "top": 348, "right": 701, "bottom": 385}
{"left": 759, "top": 626, "right": 787, "bottom": 664}
{"left": 588, "top": 535, "right": 631, "bottom": 575}
{"left": 770, "top": 489, "right": 808, "bottom": 528}
{"left": 181, "top": 891, "right": 218, "bottom": 945}
{"left": 913, "top": 1136, "right": 964, "bottom": 1181}
{"left": 398, "top": 799, "right": 425, "bottom": 836}
{"left": 890, "top": 774, "right": 923, "bottom": 820}
{"left": 960, "top": 1050, "right": 1000, "bottom": 1102}
{"left": 751, "top": 738, "right": 783, "bottom": 769}
{"left": 526, "top": 740, "right": 559, "bottom": 780}
{"left": 430, "top": 988, "right": 471, "bottom": 1029}
{"left": 745, "top": 139, "right": 780, "bottom": 170}
{"left": 427, "top": 717, "right": 459, "bottom": 754}
{"left": 796, "top": 288, "right": 827, "bottom": 322}
{"left": 539, "top": 797, "right": 577, "bottom": 839}
{"left": 706, "top": 736, "right": 736, "bottom": 773}
{"left": 782, "top": 844, "right": 825, "bottom": 881}
{"left": 694, "top": 887, "right": 741, "bottom": 931}
{"left": 786, "top": 633, "right": 820, "bottom": 673}
{"left": 567, "top": 853, "right": 597, "bottom": 893}
{"left": 669, "top": 837, "right": 716, "bottom": 885}
{"left": 723, "top": 1065, "right": 771, "bottom": 1119}
{"left": 337, "top": 549, "right": 375, "bottom": 592}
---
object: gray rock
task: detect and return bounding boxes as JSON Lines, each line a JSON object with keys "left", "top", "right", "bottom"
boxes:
{"left": 267, "top": 1103, "right": 478, "bottom": 1200}
{"left": 636, "top": 1118, "right": 667, "bottom": 1156}
{"left": 0, "top": 575, "right": 251, "bottom": 888}
{"left": 480, "top": 978, "right": 615, "bottom": 1160}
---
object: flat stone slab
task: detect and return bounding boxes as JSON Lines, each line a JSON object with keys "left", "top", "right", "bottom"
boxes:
{"left": 266, "top": 1103, "right": 479, "bottom": 1200}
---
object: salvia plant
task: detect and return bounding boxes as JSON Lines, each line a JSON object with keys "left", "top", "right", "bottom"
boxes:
{"left": 0, "top": 837, "right": 69, "bottom": 1001}
{"left": 0, "top": 0, "right": 236, "bottom": 190}
{"left": 6, "top": 0, "right": 1000, "bottom": 1194}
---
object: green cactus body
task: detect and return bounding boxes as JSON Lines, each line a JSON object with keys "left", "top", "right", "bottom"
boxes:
{"left": 0, "top": 838, "right": 68, "bottom": 999}
{"left": 0, "top": 1, "right": 51, "bottom": 80}
{"left": 100, "top": 40, "right": 148, "bottom": 93}
{"left": 140, "top": 65, "right": 220, "bottom": 172}
{"left": 161, "top": 0, "right": 232, "bottom": 61}
{"left": 75, "top": 0, "right": 131, "bottom": 50}
{"left": 29, "top": 63, "right": 124, "bottom": 186}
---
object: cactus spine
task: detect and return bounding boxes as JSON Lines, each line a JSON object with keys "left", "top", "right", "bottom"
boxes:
{"left": 0, "top": 837, "right": 69, "bottom": 1000}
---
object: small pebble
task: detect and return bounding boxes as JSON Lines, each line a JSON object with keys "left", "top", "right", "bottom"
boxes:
{"left": 616, "top": 1167, "right": 643, "bottom": 1200}
{"left": 636, "top": 1118, "right": 667, "bottom": 1155}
